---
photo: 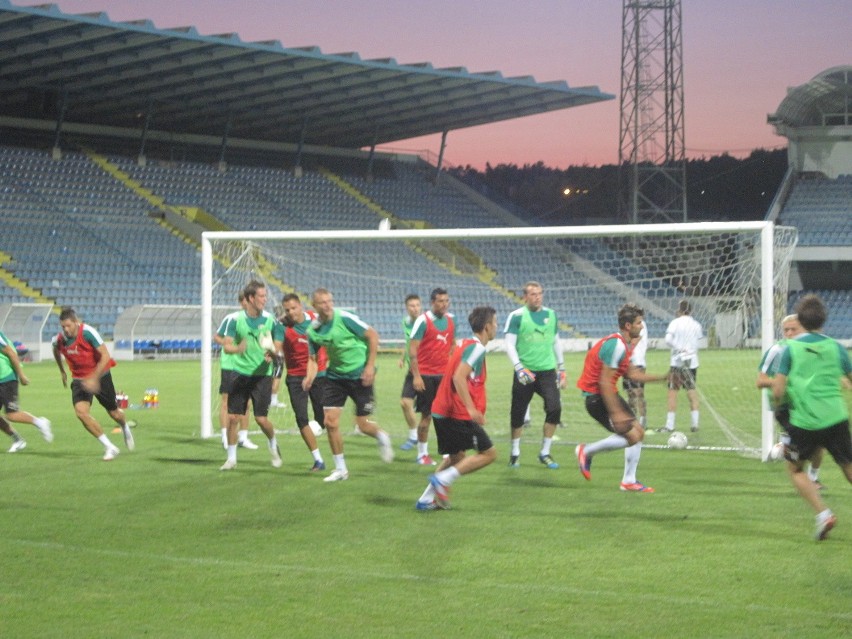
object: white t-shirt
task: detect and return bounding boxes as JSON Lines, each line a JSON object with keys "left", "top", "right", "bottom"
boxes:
{"left": 665, "top": 314, "right": 702, "bottom": 368}
{"left": 630, "top": 324, "right": 648, "bottom": 368}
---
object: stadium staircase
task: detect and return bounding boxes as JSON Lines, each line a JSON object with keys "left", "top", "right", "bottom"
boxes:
{"left": 316, "top": 166, "right": 593, "bottom": 335}
{"left": 0, "top": 250, "right": 55, "bottom": 306}
{"left": 84, "top": 151, "right": 301, "bottom": 301}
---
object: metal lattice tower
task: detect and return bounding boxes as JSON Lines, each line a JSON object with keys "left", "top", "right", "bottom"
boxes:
{"left": 618, "top": 0, "right": 686, "bottom": 223}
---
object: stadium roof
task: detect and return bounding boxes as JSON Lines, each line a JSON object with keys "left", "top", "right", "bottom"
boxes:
{"left": 768, "top": 65, "right": 852, "bottom": 128}
{"left": 0, "top": 1, "right": 614, "bottom": 149}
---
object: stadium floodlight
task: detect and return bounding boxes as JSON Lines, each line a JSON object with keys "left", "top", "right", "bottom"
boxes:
{"left": 201, "top": 221, "right": 797, "bottom": 460}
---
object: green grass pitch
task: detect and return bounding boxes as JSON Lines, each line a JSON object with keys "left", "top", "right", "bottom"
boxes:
{"left": 0, "top": 351, "right": 849, "bottom": 638}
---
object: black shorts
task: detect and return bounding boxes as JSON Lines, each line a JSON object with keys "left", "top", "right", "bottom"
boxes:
{"left": 218, "top": 368, "right": 239, "bottom": 395}
{"left": 788, "top": 420, "right": 852, "bottom": 465}
{"left": 584, "top": 393, "right": 634, "bottom": 434}
{"left": 272, "top": 361, "right": 284, "bottom": 380}
{"left": 70, "top": 372, "right": 119, "bottom": 412}
{"left": 415, "top": 375, "right": 443, "bottom": 414}
{"left": 668, "top": 366, "right": 697, "bottom": 391}
{"left": 323, "top": 377, "right": 375, "bottom": 417}
{"left": 433, "top": 415, "right": 494, "bottom": 456}
{"left": 0, "top": 379, "right": 20, "bottom": 412}
{"left": 286, "top": 375, "right": 325, "bottom": 427}
{"left": 510, "top": 368, "right": 561, "bottom": 428}
{"left": 401, "top": 371, "right": 416, "bottom": 400}
{"left": 227, "top": 374, "right": 272, "bottom": 417}
{"left": 622, "top": 366, "right": 645, "bottom": 391}
{"left": 774, "top": 406, "right": 792, "bottom": 434}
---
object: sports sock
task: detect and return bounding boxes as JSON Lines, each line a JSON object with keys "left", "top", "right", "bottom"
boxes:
{"left": 540, "top": 437, "right": 553, "bottom": 457}
{"left": 375, "top": 430, "right": 390, "bottom": 447}
{"left": 418, "top": 483, "right": 435, "bottom": 503}
{"left": 585, "top": 434, "right": 628, "bottom": 456}
{"left": 34, "top": 417, "right": 49, "bottom": 429}
{"left": 665, "top": 412, "right": 675, "bottom": 429}
{"left": 311, "top": 449, "right": 322, "bottom": 462}
{"left": 511, "top": 437, "right": 521, "bottom": 456}
{"left": 333, "top": 454, "right": 347, "bottom": 472}
{"left": 435, "top": 466, "right": 461, "bottom": 486}
{"left": 807, "top": 465, "right": 820, "bottom": 482}
{"left": 407, "top": 428, "right": 417, "bottom": 441}
{"left": 227, "top": 444, "right": 237, "bottom": 463}
{"left": 622, "top": 442, "right": 642, "bottom": 484}
{"left": 239, "top": 429, "right": 249, "bottom": 443}
{"left": 97, "top": 434, "right": 113, "bottom": 448}
{"left": 220, "top": 428, "right": 227, "bottom": 446}
{"left": 267, "top": 436, "right": 278, "bottom": 450}
{"left": 690, "top": 410, "right": 699, "bottom": 428}
{"left": 417, "top": 442, "right": 428, "bottom": 457}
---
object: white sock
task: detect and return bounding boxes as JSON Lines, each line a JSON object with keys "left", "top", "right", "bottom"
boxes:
{"left": 333, "top": 453, "right": 347, "bottom": 472}
{"left": 511, "top": 438, "right": 521, "bottom": 456}
{"left": 666, "top": 412, "right": 675, "bottom": 429}
{"left": 311, "top": 449, "right": 322, "bottom": 462}
{"left": 34, "top": 417, "right": 49, "bottom": 429}
{"left": 417, "top": 442, "right": 428, "bottom": 457}
{"left": 540, "top": 437, "right": 553, "bottom": 457}
{"left": 585, "top": 434, "right": 628, "bottom": 456}
{"left": 407, "top": 428, "right": 417, "bottom": 441}
{"left": 418, "top": 483, "right": 436, "bottom": 503}
{"left": 97, "top": 434, "right": 113, "bottom": 448}
{"left": 267, "top": 436, "right": 278, "bottom": 452}
{"left": 221, "top": 428, "right": 227, "bottom": 445}
{"left": 807, "top": 465, "right": 820, "bottom": 482}
{"left": 227, "top": 444, "right": 237, "bottom": 463}
{"left": 691, "top": 410, "right": 699, "bottom": 428}
{"left": 239, "top": 429, "right": 248, "bottom": 443}
{"left": 435, "top": 466, "right": 461, "bottom": 486}
{"left": 638, "top": 416, "right": 646, "bottom": 428}
{"left": 376, "top": 430, "right": 391, "bottom": 447}
{"left": 622, "top": 442, "right": 642, "bottom": 484}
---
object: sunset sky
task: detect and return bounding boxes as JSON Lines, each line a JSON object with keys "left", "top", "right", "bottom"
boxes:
{"left": 26, "top": 0, "right": 851, "bottom": 169}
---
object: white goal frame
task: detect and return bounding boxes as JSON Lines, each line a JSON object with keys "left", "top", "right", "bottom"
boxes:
{"left": 201, "top": 221, "right": 779, "bottom": 457}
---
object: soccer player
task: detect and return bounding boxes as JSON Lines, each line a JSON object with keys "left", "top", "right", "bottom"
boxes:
{"left": 415, "top": 306, "right": 498, "bottom": 511}
{"left": 623, "top": 320, "right": 648, "bottom": 428}
{"left": 406, "top": 287, "right": 455, "bottom": 466}
{"left": 0, "top": 328, "right": 52, "bottom": 451}
{"left": 659, "top": 299, "right": 703, "bottom": 433}
{"left": 52, "top": 307, "right": 134, "bottom": 461}
{"left": 772, "top": 294, "right": 852, "bottom": 541}
{"left": 399, "top": 294, "right": 422, "bottom": 451}
{"left": 504, "top": 281, "right": 566, "bottom": 469}
{"left": 305, "top": 288, "right": 393, "bottom": 481}
{"left": 213, "top": 291, "right": 258, "bottom": 451}
{"left": 280, "top": 293, "right": 327, "bottom": 472}
{"left": 575, "top": 303, "right": 667, "bottom": 492}
{"left": 756, "top": 314, "right": 823, "bottom": 485}
{"left": 219, "top": 280, "right": 284, "bottom": 471}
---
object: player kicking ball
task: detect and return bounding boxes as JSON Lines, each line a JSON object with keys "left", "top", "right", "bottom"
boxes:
{"left": 575, "top": 303, "right": 667, "bottom": 492}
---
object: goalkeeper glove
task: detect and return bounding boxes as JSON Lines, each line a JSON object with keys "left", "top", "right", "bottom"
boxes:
{"left": 514, "top": 363, "right": 535, "bottom": 385}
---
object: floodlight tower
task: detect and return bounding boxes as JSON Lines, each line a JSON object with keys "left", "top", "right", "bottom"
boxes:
{"left": 618, "top": 0, "right": 686, "bottom": 223}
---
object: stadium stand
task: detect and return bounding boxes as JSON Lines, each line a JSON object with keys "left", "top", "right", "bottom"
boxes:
{"left": 0, "top": 4, "right": 847, "bottom": 349}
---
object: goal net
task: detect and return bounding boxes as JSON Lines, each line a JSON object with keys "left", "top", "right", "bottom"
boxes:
{"left": 201, "top": 222, "right": 797, "bottom": 460}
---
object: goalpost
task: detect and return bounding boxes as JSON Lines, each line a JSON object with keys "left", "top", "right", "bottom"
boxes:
{"left": 200, "top": 221, "right": 797, "bottom": 460}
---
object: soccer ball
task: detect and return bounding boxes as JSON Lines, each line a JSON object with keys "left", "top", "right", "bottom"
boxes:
{"left": 667, "top": 431, "right": 688, "bottom": 450}
{"left": 769, "top": 441, "right": 786, "bottom": 462}
{"left": 308, "top": 420, "right": 323, "bottom": 437}
{"left": 259, "top": 333, "right": 275, "bottom": 353}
